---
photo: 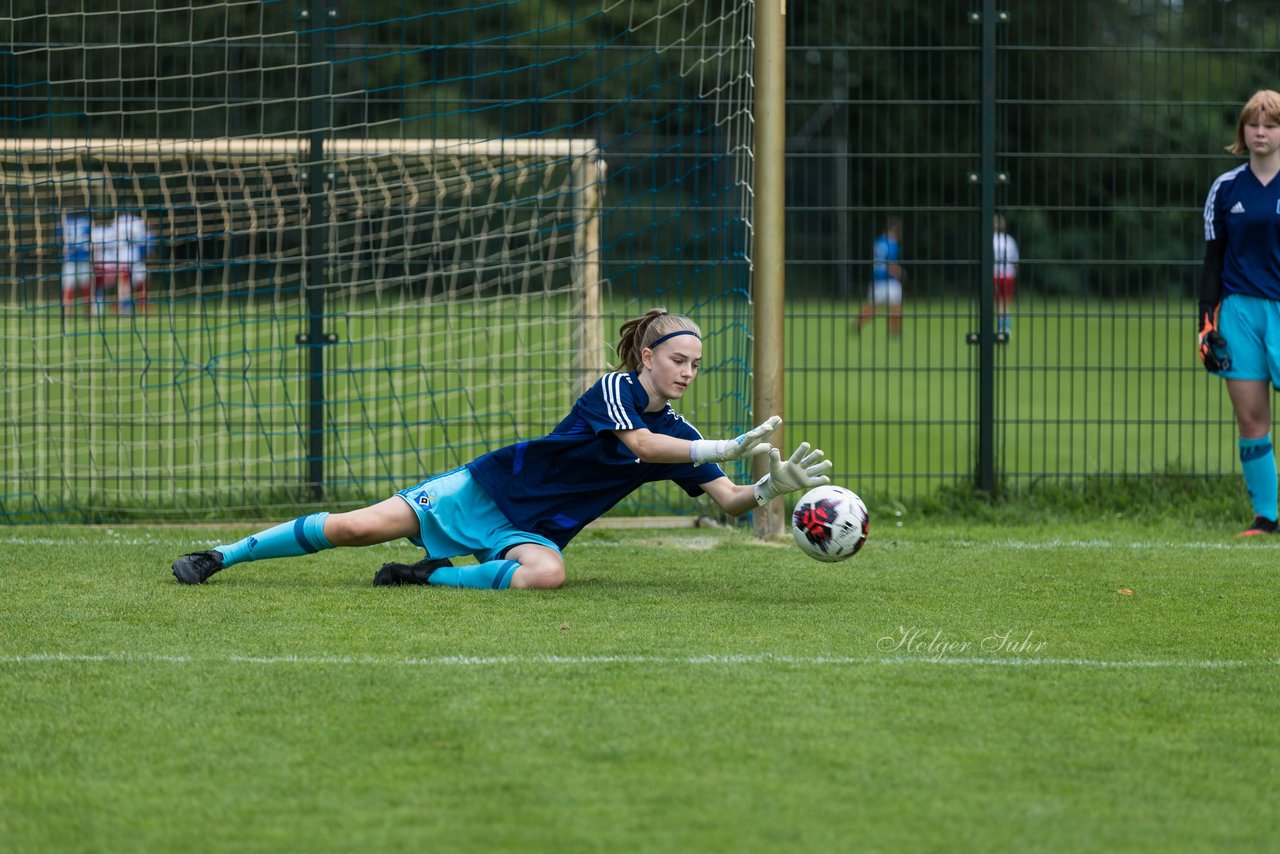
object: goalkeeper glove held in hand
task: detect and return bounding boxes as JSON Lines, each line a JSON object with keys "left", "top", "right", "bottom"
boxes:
{"left": 1198, "top": 306, "right": 1230, "bottom": 373}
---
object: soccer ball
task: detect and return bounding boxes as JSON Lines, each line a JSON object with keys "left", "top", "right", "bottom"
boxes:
{"left": 791, "top": 485, "right": 869, "bottom": 562}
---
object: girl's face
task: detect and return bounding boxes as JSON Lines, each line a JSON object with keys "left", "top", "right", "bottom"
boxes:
{"left": 640, "top": 336, "right": 701, "bottom": 405}
{"left": 1245, "top": 113, "right": 1280, "bottom": 157}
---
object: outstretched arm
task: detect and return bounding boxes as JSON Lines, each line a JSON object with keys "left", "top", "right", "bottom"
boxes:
{"left": 699, "top": 443, "right": 833, "bottom": 516}
{"left": 699, "top": 476, "right": 760, "bottom": 517}
{"left": 615, "top": 415, "right": 780, "bottom": 465}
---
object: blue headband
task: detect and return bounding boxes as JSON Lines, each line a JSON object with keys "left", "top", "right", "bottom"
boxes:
{"left": 649, "top": 329, "right": 701, "bottom": 349}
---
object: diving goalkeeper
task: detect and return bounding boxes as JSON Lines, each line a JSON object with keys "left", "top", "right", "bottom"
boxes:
{"left": 172, "top": 307, "right": 831, "bottom": 589}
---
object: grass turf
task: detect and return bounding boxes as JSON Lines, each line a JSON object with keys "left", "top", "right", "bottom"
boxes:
{"left": 2, "top": 521, "right": 1278, "bottom": 852}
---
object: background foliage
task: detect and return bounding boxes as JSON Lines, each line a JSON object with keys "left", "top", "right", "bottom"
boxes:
{"left": 10, "top": 0, "right": 1279, "bottom": 299}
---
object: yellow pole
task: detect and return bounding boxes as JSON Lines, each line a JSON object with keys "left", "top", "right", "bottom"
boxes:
{"left": 752, "top": 0, "right": 786, "bottom": 539}
{"left": 573, "top": 155, "right": 606, "bottom": 395}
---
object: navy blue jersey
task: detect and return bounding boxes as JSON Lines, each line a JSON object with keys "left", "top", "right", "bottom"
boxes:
{"left": 465, "top": 372, "right": 726, "bottom": 548}
{"left": 1204, "top": 164, "right": 1280, "bottom": 300}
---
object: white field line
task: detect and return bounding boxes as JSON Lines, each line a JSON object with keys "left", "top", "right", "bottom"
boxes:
{"left": 0, "top": 535, "right": 404, "bottom": 549}
{"left": 0, "top": 534, "right": 1272, "bottom": 551}
{"left": 0, "top": 652, "right": 1275, "bottom": 670}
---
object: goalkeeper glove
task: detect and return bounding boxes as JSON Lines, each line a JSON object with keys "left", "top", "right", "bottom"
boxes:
{"left": 689, "top": 415, "right": 781, "bottom": 466}
{"left": 753, "top": 442, "right": 833, "bottom": 506}
{"left": 1197, "top": 305, "right": 1230, "bottom": 373}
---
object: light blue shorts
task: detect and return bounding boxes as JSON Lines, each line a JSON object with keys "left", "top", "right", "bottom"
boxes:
{"left": 1216, "top": 294, "right": 1280, "bottom": 390}
{"left": 395, "top": 467, "right": 561, "bottom": 562}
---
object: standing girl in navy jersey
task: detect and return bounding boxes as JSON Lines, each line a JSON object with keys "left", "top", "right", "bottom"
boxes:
{"left": 173, "top": 308, "right": 832, "bottom": 587}
{"left": 1199, "top": 89, "right": 1280, "bottom": 535}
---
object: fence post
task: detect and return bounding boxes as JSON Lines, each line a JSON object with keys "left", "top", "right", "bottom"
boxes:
{"left": 302, "top": 0, "right": 332, "bottom": 501}
{"left": 976, "top": 0, "right": 999, "bottom": 494}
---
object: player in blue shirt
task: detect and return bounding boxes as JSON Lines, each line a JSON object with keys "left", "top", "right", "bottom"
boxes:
{"left": 172, "top": 308, "right": 832, "bottom": 588}
{"left": 57, "top": 206, "right": 94, "bottom": 315}
{"left": 1199, "top": 89, "right": 1280, "bottom": 536}
{"left": 854, "top": 216, "right": 903, "bottom": 335}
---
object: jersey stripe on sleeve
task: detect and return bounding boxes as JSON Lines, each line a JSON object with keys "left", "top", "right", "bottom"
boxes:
{"left": 1204, "top": 164, "right": 1246, "bottom": 241}
{"left": 602, "top": 372, "right": 635, "bottom": 430}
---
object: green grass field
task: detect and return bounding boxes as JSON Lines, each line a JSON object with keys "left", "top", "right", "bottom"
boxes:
{"left": 3, "top": 521, "right": 1277, "bottom": 852}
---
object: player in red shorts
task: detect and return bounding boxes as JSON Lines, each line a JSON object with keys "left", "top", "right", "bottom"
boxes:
{"left": 90, "top": 217, "right": 130, "bottom": 314}
{"left": 993, "top": 214, "right": 1019, "bottom": 342}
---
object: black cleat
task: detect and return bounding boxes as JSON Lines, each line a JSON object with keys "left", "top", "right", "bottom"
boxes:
{"left": 172, "top": 550, "right": 224, "bottom": 584}
{"left": 1239, "top": 515, "right": 1279, "bottom": 538}
{"left": 373, "top": 557, "right": 453, "bottom": 586}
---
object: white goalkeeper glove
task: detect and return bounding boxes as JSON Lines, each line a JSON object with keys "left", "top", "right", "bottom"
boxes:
{"left": 689, "top": 415, "right": 781, "bottom": 466}
{"left": 752, "top": 442, "right": 832, "bottom": 505}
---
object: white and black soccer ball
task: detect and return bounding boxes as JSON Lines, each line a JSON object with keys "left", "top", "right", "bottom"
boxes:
{"left": 791, "top": 485, "right": 869, "bottom": 562}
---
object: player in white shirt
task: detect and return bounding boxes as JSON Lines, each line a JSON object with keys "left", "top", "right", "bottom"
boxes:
{"left": 115, "top": 213, "right": 154, "bottom": 312}
{"left": 993, "top": 214, "right": 1020, "bottom": 340}
{"left": 90, "top": 219, "right": 129, "bottom": 314}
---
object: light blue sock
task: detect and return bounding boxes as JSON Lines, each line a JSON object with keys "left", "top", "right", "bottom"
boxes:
{"left": 427, "top": 559, "right": 519, "bottom": 590}
{"left": 215, "top": 512, "right": 333, "bottom": 567}
{"left": 1239, "top": 436, "right": 1278, "bottom": 522}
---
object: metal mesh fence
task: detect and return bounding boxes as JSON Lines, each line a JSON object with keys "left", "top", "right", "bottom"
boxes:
{"left": 786, "top": 0, "right": 1280, "bottom": 501}
{"left": 4, "top": 1, "right": 1279, "bottom": 520}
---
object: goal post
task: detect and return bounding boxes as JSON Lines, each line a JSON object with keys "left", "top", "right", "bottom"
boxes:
{"left": 1, "top": 135, "right": 608, "bottom": 518}
{"left": 572, "top": 154, "right": 609, "bottom": 395}
{"left": 752, "top": 0, "right": 788, "bottom": 539}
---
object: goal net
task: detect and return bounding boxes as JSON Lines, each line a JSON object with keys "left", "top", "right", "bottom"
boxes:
{"left": 0, "top": 1, "right": 756, "bottom": 522}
